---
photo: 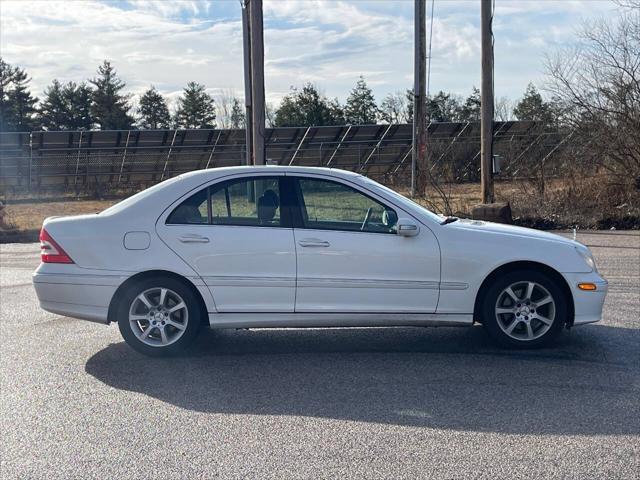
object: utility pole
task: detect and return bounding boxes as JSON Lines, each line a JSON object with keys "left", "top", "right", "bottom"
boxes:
{"left": 480, "top": 0, "right": 494, "bottom": 203}
{"left": 241, "top": 0, "right": 253, "bottom": 166}
{"left": 249, "top": 0, "right": 266, "bottom": 165}
{"left": 412, "top": 0, "right": 427, "bottom": 197}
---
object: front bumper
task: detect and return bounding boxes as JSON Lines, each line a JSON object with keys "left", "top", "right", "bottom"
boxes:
{"left": 562, "top": 271, "right": 608, "bottom": 325}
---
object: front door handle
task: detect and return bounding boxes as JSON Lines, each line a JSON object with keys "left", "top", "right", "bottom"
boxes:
{"left": 178, "top": 234, "right": 210, "bottom": 243}
{"left": 298, "top": 238, "right": 330, "bottom": 247}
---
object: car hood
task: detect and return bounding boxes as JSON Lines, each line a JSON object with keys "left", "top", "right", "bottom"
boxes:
{"left": 447, "top": 218, "right": 578, "bottom": 246}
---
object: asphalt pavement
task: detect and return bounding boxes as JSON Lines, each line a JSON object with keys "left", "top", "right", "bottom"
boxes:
{"left": 1, "top": 231, "right": 638, "bottom": 479}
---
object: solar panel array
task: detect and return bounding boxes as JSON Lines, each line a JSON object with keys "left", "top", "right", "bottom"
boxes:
{"left": 0, "top": 121, "right": 559, "bottom": 193}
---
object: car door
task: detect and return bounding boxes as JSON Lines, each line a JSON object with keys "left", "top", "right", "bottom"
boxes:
{"left": 156, "top": 174, "right": 296, "bottom": 312}
{"left": 290, "top": 175, "right": 441, "bottom": 313}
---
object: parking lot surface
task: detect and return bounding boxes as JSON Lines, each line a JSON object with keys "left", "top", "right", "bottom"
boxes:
{"left": 1, "top": 232, "right": 639, "bottom": 479}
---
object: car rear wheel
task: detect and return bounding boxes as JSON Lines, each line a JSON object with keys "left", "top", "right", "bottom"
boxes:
{"left": 480, "top": 269, "right": 567, "bottom": 348}
{"left": 117, "top": 276, "right": 202, "bottom": 356}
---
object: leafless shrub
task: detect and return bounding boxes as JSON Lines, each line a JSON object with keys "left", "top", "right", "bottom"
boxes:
{"left": 544, "top": 12, "right": 640, "bottom": 188}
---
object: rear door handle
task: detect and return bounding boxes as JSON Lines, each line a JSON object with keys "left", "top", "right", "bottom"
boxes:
{"left": 178, "top": 234, "right": 210, "bottom": 243}
{"left": 298, "top": 238, "right": 330, "bottom": 247}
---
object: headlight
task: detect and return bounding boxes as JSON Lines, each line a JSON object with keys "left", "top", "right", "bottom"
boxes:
{"left": 576, "top": 246, "right": 597, "bottom": 272}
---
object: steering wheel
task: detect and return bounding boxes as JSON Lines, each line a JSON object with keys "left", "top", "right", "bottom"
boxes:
{"left": 361, "top": 207, "right": 373, "bottom": 231}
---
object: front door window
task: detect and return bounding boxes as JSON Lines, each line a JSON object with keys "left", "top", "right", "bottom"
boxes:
{"left": 296, "top": 178, "right": 397, "bottom": 233}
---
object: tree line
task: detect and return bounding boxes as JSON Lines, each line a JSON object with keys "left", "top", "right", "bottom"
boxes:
{"left": 0, "top": 57, "right": 562, "bottom": 133}
{"left": 0, "top": 59, "right": 233, "bottom": 132}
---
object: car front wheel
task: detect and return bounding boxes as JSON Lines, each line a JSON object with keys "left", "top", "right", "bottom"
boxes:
{"left": 480, "top": 269, "right": 568, "bottom": 348}
{"left": 117, "top": 276, "right": 202, "bottom": 356}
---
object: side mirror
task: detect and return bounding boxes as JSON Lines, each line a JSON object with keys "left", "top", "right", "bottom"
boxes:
{"left": 397, "top": 218, "right": 419, "bottom": 237}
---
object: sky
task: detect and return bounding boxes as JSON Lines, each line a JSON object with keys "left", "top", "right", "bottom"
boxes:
{"left": 0, "top": 0, "right": 622, "bottom": 109}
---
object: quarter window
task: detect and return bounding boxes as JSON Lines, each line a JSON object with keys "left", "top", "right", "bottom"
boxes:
{"left": 295, "top": 178, "right": 397, "bottom": 233}
{"left": 166, "top": 188, "right": 209, "bottom": 224}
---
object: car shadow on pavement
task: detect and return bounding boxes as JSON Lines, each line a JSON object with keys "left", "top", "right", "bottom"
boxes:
{"left": 85, "top": 324, "right": 639, "bottom": 436}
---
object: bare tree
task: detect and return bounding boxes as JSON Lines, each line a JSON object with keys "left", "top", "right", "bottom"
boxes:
{"left": 265, "top": 102, "right": 276, "bottom": 128}
{"left": 216, "top": 89, "right": 236, "bottom": 129}
{"left": 614, "top": 0, "right": 640, "bottom": 9}
{"left": 379, "top": 91, "right": 410, "bottom": 124}
{"left": 494, "top": 96, "right": 513, "bottom": 121}
{"left": 545, "top": 11, "right": 640, "bottom": 186}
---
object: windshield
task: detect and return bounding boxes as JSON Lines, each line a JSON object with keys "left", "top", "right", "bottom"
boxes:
{"left": 361, "top": 177, "right": 443, "bottom": 224}
{"left": 101, "top": 176, "right": 181, "bottom": 215}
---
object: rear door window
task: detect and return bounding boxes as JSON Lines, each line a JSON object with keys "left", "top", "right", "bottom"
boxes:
{"left": 167, "top": 176, "right": 287, "bottom": 227}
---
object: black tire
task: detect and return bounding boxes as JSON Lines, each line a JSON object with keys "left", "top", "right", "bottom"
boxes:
{"left": 480, "top": 269, "right": 568, "bottom": 348}
{"left": 117, "top": 276, "right": 203, "bottom": 357}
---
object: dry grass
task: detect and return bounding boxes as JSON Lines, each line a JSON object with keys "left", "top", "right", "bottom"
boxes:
{"left": 1, "top": 174, "right": 638, "bottom": 236}
{"left": 3, "top": 199, "right": 118, "bottom": 232}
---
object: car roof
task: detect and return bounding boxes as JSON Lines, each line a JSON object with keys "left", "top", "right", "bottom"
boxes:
{"left": 178, "top": 165, "right": 364, "bottom": 182}
{"left": 100, "top": 166, "right": 366, "bottom": 218}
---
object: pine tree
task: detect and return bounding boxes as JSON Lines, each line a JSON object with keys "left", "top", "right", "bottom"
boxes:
{"left": 274, "top": 91, "right": 304, "bottom": 126}
{"left": 274, "top": 84, "right": 345, "bottom": 127}
{"left": 326, "top": 98, "right": 345, "bottom": 125}
{"left": 174, "top": 82, "right": 216, "bottom": 129}
{"left": 427, "top": 91, "right": 462, "bottom": 122}
{"left": 230, "top": 98, "right": 245, "bottom": 129}
{"left": 63, "top": 82, "right": 93, "bottom": 130}
{"left": 405, "top": 89, "right": 415, "bottom": 123}
{"left": 2, "top": 63, "right": 38, "bottom": 131}
{"left": 0, "top": 58, "right": 15, "bottom": 132}
{"left": 39, "top": 80, "right": 68, "bottom": 130}
{"left": 39, "top": 80, "right": 93, "bottom": 130}
{"left": 90, "top": 60, "right": 133, "bottom": 130}
{"left": 344, "top": 76, "right": 378, "bottom": 125}
{"left": 137, "top": 86, "right": 171, "bottom": 129}
{"left": 513, "top": 83, "right": 555, "bottom": 126}
{"left": 458, "top": 87, "right": 481, "bottom": 122}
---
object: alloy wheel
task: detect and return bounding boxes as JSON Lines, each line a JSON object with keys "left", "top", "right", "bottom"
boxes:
{"left": 128, "top": 287, "right": 189, "bottom": 347}
{"left": 494, "top": 281, "right": 556, "bottom": 341}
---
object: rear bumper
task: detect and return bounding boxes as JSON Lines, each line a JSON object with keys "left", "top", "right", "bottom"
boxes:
{"left": 33, "top": 269, "right": 121, "bottom": 324}
{"left": 562, "top": 272, "right": 608, "bottom": 325}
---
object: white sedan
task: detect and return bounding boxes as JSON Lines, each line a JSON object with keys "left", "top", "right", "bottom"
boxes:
{"left": 33, "top": 166, "right": 607, "bottom": 356}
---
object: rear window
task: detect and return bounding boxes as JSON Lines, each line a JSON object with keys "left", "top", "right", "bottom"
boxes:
{"left": 101, "top": 177, "right": 181, "bottom": 216}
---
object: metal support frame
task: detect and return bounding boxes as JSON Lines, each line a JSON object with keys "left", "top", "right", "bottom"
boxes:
{"left": 539, "top": 129, "right": 573, "bottom": 165}
{"left": 429, "top": 121, "right": 469, "bottom": 172}
{"left": 0, "top": 122, "right": 555, "bottom": 194}
{"left": 360, "top": 124, "right": 393, "bottom": 172}
{"left": 288, "top": 126, "right": 310, "bottom": 166}
{"left": 161, "top": 130, "right": 178, "bottom": 180}
{"left": 205, "top": 130, "right": 223, "bottom": 169}
{"left": 459, "top": 121, "right": 511, "bottom": 180}
{"left": 28, "top": 132, "right": 33, "bottom": 191}
{"left": 73, "top": 131, "right": 83, "bottom": 185}
{"left": 326, "top": 125, "right": 352, "bottom": 166}
{"left": 117, "top": 130, "right": 131, "bottom": 183}
{"left": 391, "top": 145, "right": 414, "bottom": 174}
{"left": 506, "top": 130, "right": 547, "bottom": 175}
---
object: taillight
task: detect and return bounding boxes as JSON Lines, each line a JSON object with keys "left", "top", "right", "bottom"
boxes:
{"left": 40, "top": 228, "right": 74, "bottom": 264}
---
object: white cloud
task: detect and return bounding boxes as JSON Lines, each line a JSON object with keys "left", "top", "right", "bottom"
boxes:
{"left": 0, "top": 0, "right": 622, "bottom": 111}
